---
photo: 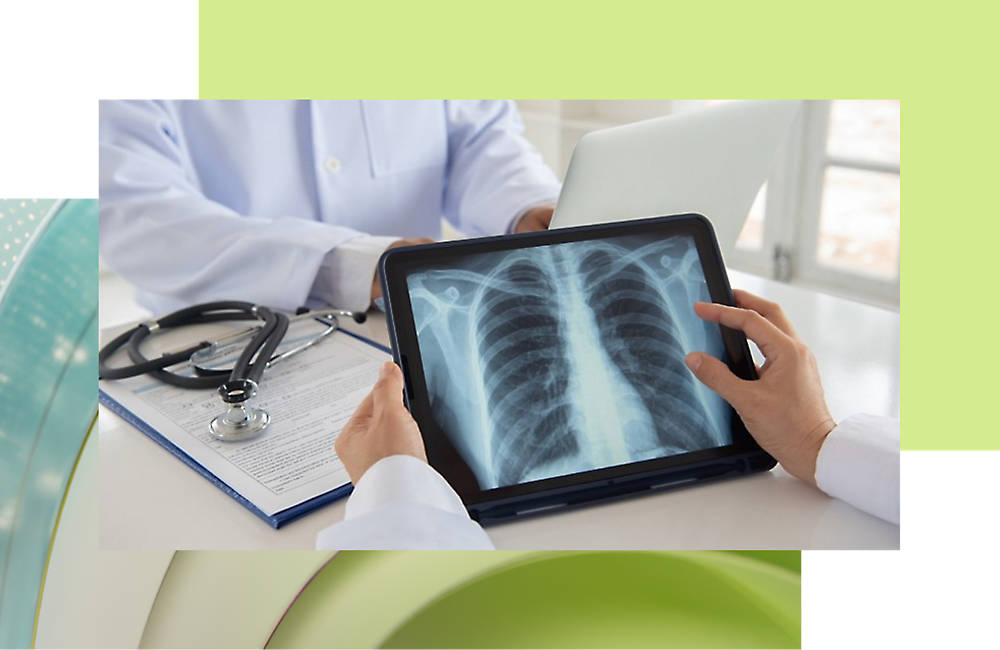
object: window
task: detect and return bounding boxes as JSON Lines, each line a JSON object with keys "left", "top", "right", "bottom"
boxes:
{"left": 721, "top": 100, "right": 900, "bottom": 306}
{"left": 798, "top": 100, "right": 900, "bottom": 304}
{"left": 516, "top": 100, "right": 901, "bottom": 307}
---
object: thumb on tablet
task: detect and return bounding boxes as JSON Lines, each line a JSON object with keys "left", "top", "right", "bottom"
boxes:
{"left": 372, "top": 361, "right": 405, "bottom": 414}
{"left": 685, "top": 352, "right": 745, "bottom": 405}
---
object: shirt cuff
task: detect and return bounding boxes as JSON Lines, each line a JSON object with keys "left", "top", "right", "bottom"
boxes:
{"left": 344, "top": 455, "right": 471, "bottom": 520}
{"left": 507, "top": 201, "right": 557, "bottom": 234}
{"left": 815, "top": 413, "right": 900, "bottom": 525}
{"left": 310, "top": 235, "right": 401, "bottom": 312}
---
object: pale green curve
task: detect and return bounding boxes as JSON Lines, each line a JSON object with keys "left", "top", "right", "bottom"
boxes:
{"left": 0, "top": 199, "right": 98, "bottom": 648}
{"left": 378, "top": 551, "right": 800, "bottom": 648}
{"left": 681, "top": 551, "right": 801, "bottom": 643}
{"left": 265, "top": 551, "right": 799, "bottom": 649}
{"left": 33, "top": 422, "right": 175, "bottom": 649}
{"left": 267, "top": 552, "right": 544, "bottom": 649}
{"left": 139, "top": 551, "right": 335, "bottom": 648}
{"left": 33, "top": 416, "right": 95, "bottom": 648}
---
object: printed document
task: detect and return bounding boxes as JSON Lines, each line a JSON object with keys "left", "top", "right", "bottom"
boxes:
{"left": 98, "top": 320, "right": 390, "bottom": 517}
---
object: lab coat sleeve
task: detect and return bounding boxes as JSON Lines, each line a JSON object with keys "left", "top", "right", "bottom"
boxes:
{"left": 316, "top": 455, "right": 495, "bottom": 550}
{"left": 99, "top": 100, "right": 373, "bottom": 313}
{"left": 442, "top": 100, "right": 562, "bottom": 236}
{"left": 310, "top": 234, "right": 401, "bottom": 313}
{"left": 814, "top": 413, "right": 900, "bottom": 525}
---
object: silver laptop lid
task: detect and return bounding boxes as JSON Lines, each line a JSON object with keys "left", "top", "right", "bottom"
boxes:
{"left": 550, "top": 100, "right": 802, "bottom": 260}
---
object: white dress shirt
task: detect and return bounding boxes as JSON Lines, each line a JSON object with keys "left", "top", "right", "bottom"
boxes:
{"left": 315, "top": 413, "right": 900, "bottom": 549}
{"left": 99, "top": 100, "right": 561, "bottom": 314}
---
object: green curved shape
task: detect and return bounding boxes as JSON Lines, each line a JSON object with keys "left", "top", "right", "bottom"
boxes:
{"left": 267, "top": 552, "right": 544, "bottom": 649}
{"left": 725, "top": 550, "right": 800, "bottom": 574}
{"left": 266, "top": 551, "right": 798, "bottom": 649}
{"left": 0, "top": 199, "right": 98, "bottom": 648}
{"left": 380, "top": 552, "right": 800, "bottom": 649}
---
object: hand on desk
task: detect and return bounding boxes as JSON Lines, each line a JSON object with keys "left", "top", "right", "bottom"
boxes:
{"left": 335, "top": 361, "right": 427, "bottom": 485}
{"left": 685, "top": 290, "right": 835, "bottom": 487}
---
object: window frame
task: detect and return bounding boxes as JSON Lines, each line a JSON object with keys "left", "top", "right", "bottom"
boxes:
{"left": 728, "top": 100, "right": 900, "bottom": 306}
{"left": 795, "top": 100, "right": 900, "bottom": 304}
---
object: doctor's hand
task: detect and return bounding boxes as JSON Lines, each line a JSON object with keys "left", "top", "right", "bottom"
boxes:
{"left": 514, "top": 205, "right": 555, "bottom": 233}
{"left": 685, "top": 290, "right": 835, "bottom": 488}
{"left": 371, "top": 238, "right": 436, "bottom": 304}
{"left": 335, "top": 361, "right": 428, "bottom": 485}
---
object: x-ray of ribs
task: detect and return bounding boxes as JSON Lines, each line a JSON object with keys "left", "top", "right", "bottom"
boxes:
{"left": 408, "top": 237, "right": 727, "bottom": 489}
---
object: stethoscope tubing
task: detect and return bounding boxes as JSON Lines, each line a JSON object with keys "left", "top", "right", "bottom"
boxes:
{"left": 99, "top": 300, "right": 366, "bottom": 440}
{"left": 98, "top": 301, "right": 288, "bottom": 390}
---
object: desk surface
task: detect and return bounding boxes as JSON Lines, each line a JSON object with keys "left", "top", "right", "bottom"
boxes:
{"left": 99, "top": 270, "right": 899, "bottom": 550}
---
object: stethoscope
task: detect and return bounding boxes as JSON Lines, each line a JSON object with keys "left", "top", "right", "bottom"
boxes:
{"left": 98, "top": 301, "right": 365, "bottom": 442}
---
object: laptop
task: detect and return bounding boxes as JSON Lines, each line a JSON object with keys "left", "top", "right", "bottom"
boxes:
{"left": 550, "top": 100, "right": 802, "bottom": 260}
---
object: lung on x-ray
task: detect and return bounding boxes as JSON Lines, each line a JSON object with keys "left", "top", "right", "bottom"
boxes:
{"left": 406, "top": 233, "right": 732, "bottom": 490}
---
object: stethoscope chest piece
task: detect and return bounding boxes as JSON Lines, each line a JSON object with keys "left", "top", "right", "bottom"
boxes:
{"left": 99, "top": 301, "right": 366, "bottom": 442}
{"left": 209, "top": 379, "right": 270, "bottom": 442}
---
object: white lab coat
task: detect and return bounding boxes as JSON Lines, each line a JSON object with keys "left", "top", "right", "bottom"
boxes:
{"left": 815, "top": 413, "right": 900, "bottom": 525}
{"left": 99, "top": 100, "right": 561, "bottom": 314}
{"left": 316, "top": 413, "right": 900, "bottom": 549}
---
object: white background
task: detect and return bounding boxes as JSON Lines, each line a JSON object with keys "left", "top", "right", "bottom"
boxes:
{"left": 2, "top": 2, "right": 976, "bottom": 649}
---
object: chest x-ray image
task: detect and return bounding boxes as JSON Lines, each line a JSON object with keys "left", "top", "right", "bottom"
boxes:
{"left": 407, "top": 233, "right": 732, "bottom": 490}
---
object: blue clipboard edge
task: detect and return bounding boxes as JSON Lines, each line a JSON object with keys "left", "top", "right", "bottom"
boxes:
{"left": 340, "top": 327, "right": 392, "bottom": 354}
{"left": 96, "top": 328, "right": 390, "bottom": 530}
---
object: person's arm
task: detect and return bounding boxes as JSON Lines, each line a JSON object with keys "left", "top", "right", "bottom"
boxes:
{"left": 99, "top": 100, "right": 400, "bottom": 313}
{"left": 316, "top": 362, "right": 494, "bottom": 550}
{"left": 686, "top": 290, "right": 900, "bottom": 525}
{"left": 441, "top": 100, "right": 561, "bottom": 235}
{"left": 815, "top": 414, "right": 900, "bottom": 525}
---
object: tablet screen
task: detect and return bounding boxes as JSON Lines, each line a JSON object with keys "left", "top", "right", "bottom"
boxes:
{"left": 404, "top": 232, "right": 733, "bottom": 491}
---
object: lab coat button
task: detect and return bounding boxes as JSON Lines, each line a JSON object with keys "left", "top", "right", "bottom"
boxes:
{"left": 325, "top": 157, "right": 342, "bottom": 174}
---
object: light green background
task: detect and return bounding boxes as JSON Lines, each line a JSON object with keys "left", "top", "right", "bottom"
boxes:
{"left": 197, "top": 2, "right": 926, "bottom": 449}
{"left": 126, "top": 551, "right": 799, "bottom": 649}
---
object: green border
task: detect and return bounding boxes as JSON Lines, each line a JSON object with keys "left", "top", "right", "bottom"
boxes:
{"left": 196, "top": 4, "right": 923, "bottom": 450}
{"left": 199, "top": 1, "right": 914, "bottom": 98}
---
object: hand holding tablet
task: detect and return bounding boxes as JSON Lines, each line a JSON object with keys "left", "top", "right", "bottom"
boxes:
{"left": 685, "top": 290, "right": 836, "bottom": 487}
{"left": 336, "top": 361, "right": 427, "bottom": 485}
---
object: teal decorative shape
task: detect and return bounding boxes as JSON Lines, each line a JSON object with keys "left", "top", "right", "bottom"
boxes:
{"left": 0, "top": 199, "right": 98, "bottom": 648}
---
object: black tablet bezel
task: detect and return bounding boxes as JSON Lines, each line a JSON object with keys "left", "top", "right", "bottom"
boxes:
{"left": 379, "top": 214, "right": 774, "bottom": 521}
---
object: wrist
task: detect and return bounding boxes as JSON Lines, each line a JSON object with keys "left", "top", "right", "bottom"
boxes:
{"left": 787, "top": 418, "right": 836, "bottom": 487}
{"left": 513, "top": 204, "right": 555, "bottom": 233}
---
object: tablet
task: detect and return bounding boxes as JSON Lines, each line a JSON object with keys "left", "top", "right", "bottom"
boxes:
{"left": 379, "top": 214, "right": 775, "bottom": 522}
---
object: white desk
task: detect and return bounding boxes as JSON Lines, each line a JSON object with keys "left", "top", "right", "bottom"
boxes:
{"left": 99, "top": 270, "right": 899, "bottom": 550}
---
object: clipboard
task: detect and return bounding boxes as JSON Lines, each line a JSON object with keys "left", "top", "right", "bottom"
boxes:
{"left": 99, "top": 319, "right": 391, "bottom": 529}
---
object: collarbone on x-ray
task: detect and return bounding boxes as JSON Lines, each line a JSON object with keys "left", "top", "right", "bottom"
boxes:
{"left": 408, "top": 234, "right": 731, "bottom": 490}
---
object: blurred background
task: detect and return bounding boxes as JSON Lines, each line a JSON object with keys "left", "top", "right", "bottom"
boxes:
{"left": 0, "top": 199, "right": 53, "bottom": 289}
{"left": 99, "top": 100, "right": 900, "bottom": 332}
{"left": 514, "top": 100, "right": 900, "bottom": 309}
